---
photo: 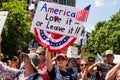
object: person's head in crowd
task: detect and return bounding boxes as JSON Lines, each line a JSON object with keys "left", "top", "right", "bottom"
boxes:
{"left": 105, "top": 50, "right": 114, "bottom": 64}
{"left": 68, "top": 57, "right": 77, "bottom": 67}
{"left": 0, "top": 53, "right": 4, "bottom": 61}
{"left": 76, "top": 56, "right": 80, "bottom": 65}
{"left": 103, "top": 56, "right": 108, "bottom": 64}
{"left": 17, "top": 45, "right": 23, "bottom": 54}
{"left": 9, "top": 56, "right": 19, "bottom": 69}
{"left": 22, "top": 52, "right": 40, "bottom": 72}
{"left": 80, "top": 59, "right": 88, "bottom": 71}
{"left": 29, "top": 47, "right": 37, "bottom": 53}
{"left": 56, "top": 53, "right": 68, "bottom": 68}
{"left": 36, "top": 46, "right": 46, "bottom": 63}
{"left": 87, "top": 57, "right": 95, "bottom": 66}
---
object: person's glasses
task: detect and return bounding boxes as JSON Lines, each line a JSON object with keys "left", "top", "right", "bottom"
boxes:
{"left": 69, "top": 59, "right": 75, "bottom": 63}
{"left": 37, "top": 53, "right": 43, "bottom": 56}
{"left": 57, "top": 57, "right": 65, "bottom": 61}
{"left": 80, "top": 64, "right": 88, "bottom": 66}
{"left": 88, "top": 60, "right": 94, "bottom": 62}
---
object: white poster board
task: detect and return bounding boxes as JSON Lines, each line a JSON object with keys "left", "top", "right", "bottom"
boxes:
{"left": 0, "top": 11, "right": 8, "bottom": 35}
{"left": 67, "top": 46, "right": 78, "bottom": 58}
{"left": 113, "top": 54, "right": 120, "bottom": 63}
{"left": 31, "top": 1, "right": 83, "bottom": 38}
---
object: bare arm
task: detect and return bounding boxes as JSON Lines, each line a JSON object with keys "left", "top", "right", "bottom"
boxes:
{"left": 45, "top": 48, "right": 53, "bottom": 72}
{"left": 105, "top": 63, "right": 120, "bottom": 80}
{"left": 79, "top": 46, "right": 85, "bottom": 61}
{"left": 88, "top": 62, "right": 101, "bottom": 73}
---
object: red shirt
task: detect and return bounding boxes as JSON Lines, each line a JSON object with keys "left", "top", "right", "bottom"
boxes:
{"left": 38, "top": 62, "right": 50, "bottom": 80}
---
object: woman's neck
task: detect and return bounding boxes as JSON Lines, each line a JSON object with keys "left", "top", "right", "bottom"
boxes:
{"left": 24, "top": 68, "right": 35, "bottom": 77}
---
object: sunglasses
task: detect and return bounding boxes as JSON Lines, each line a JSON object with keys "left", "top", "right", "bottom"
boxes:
{"left": 69, "top": 59, "right": 75, "bottom": 63}
{"left": 80, "top": 64, "right": 88, "bottom": 66}
{"left": 88, "top": 60, "right": 95, "bottom": 62}
{"left": 37, "top": 53, "right": 43, "bottom": 56}
{"left": 57, "top": 57, "right": 66, "bottom": 61}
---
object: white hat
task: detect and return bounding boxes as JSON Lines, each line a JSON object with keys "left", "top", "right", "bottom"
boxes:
{"left": 106, "top": 50, "right": 113, "bottom": 56}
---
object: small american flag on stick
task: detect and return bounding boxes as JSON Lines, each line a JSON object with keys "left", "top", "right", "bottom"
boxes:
{"left": 76, "top": 5, "right": 91, "bottom": 22}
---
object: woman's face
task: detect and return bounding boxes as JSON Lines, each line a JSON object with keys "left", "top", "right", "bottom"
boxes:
{"left": 23, "top": 55, "right": 32, "bottom": 68}
{"left": 56, "top": 56, "right": 68, "bottom": 67}
{"left": 80, "top": 60, "right": 88, "bottom": 71}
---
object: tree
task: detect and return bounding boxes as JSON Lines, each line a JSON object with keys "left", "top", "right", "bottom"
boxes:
{"left": 0, "top": 0, "right": 35, "bottom": 57}
{"left": 86, "top": 9, "right": 120, "bottom": 56}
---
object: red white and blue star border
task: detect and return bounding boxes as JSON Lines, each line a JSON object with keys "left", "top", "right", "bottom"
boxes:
{"left": 34, "top": 28, "right": 76, "bottom": 52}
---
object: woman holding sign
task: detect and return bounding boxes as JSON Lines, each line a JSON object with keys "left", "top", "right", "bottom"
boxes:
{"left": 46, "top": 49, "right": 73, "bottom": 80}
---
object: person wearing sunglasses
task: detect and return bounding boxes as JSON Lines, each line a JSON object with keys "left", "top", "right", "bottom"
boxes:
{"left": 66, "top": 58, "right": 78, "bottom": 80}
{"left": 88, "top": 57, "right": 101, "bottom": 80}
{"left": 46, "top": 49, "right": 73, "bottom": 80}
{"left": 77, "top": 59, "right": 89, "bottom": 80}
{"left": 36, "top": 46, "right": 50, "bottom": 80}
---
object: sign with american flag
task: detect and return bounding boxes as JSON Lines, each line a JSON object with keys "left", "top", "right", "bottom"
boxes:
{"left": 31, "top": 1, "right": 91, "bottom": 52}
{"left": 31, "top": 1, "right": 84, "bottom": 37}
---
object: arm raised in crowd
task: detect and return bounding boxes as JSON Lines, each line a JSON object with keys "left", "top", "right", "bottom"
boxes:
{"left": 0, "top": 60, "right": 20, "bottom": 79}
{"left": 79, "top": 46, "right": 85, "bottom": 61}
{"left": 105, "top": 63, "right": 120, "bottom": 80}
{"left": 46, "top": 48, "right": 53, "bottom": 72}
{"left": 88, "top": 62, "right": 101, "bottom": 73}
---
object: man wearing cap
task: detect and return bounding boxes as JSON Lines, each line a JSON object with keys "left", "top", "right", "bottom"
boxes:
{"left": 88, "top": 50, "right": 116, "bottom": 80}
{"left": 46, "top": 49, "right": 73, "bottom": 80}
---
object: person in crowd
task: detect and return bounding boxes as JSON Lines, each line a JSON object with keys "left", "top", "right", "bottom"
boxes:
{"left": 105, "top": 62, "right": 120, "bottom": 80}
{"left": 0, "top": 53, "right": 4, "bottom": 61}
{"left": 66, "top": 57, "right": 78, "bottom": 80}
{"left": 76, "top": 56, "right": 81, "bottom": 73}
{"left": 46, "top": 49, "right": 73, "bottom": 80}
{"left": 36, "top": 46, "right": 50, "bottom": 80}
{"left": 87, "top": 57, "right": 100, "bottom": 80}
{"left": 9, "top": 56, "right": 19, "bottom": 69}
{"left": 77, "top": 59, "right": 89, "bottom": 80}
{"left": 88, "top": 50, "right": 116, "bottom": 80}
{"left": 29, "top": 47, "right": 37, "bottom": 53}
{"left": 0, "top": 52, "right": 43, "bottom": 80}
{"left": 17, "top": 45, "right": 24, "bottom": 65}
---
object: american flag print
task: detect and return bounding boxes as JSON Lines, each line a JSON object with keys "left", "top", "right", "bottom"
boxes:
{"left": 34, "top": 28, "right": 76, "bottom": 52}
{"left": 76, "top": 5, "right": 91, "bottom": 22}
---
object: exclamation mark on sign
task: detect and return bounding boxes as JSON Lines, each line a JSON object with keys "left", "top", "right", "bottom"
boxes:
{"left": 74, "top": 27, "right": 81, "bottom": 35}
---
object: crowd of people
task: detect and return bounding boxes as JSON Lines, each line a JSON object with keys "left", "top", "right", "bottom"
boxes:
{"left": 0, "top": 36, "right": 120, "bottom": 80}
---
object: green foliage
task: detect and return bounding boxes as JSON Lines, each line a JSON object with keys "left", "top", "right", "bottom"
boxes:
{"left": 0, "top": 0, "right": 34, "bottom": 57}
{"left": 86, "top": 9, "right": 120, "bottom": 57}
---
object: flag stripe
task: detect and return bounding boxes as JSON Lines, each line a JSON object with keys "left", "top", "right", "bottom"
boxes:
{"left": 76, "top": 5, "right": 91, "bottom": 22}
{"left": 34, "top": 28, "right": 76, "bottom": 52}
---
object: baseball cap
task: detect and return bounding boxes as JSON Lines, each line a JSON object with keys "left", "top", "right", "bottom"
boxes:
{"left": 56, "top": 53, "right": 67, "bottom": 59}
{"left": 23, "top": 53, "right": 40, "bottom": 69}
{"left": 105, "top": 50, "right": 113, "bottom": 56}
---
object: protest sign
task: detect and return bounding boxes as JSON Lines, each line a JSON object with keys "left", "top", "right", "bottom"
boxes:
{"left": 32, "top": 1, "right": 91, "bottom": 52}
{"left": 0, "top": 11, "right": 8, "bottom": 35}
{"left": 31, "top": 1, "right": 83, "bottom": 38}
{"left": 67, "top": 46, "right": 78, "bottom": 58}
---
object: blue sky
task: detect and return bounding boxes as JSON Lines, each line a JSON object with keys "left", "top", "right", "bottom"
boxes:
{"left": 76, "top": 0, "right": 120, "bottom": 32}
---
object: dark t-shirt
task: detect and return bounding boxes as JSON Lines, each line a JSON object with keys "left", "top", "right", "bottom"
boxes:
{"left": 97, "top": 63, "right": 116, "bottom": 80}
{"left": 48, "top": 66, "right": 73, "bottom": 80}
